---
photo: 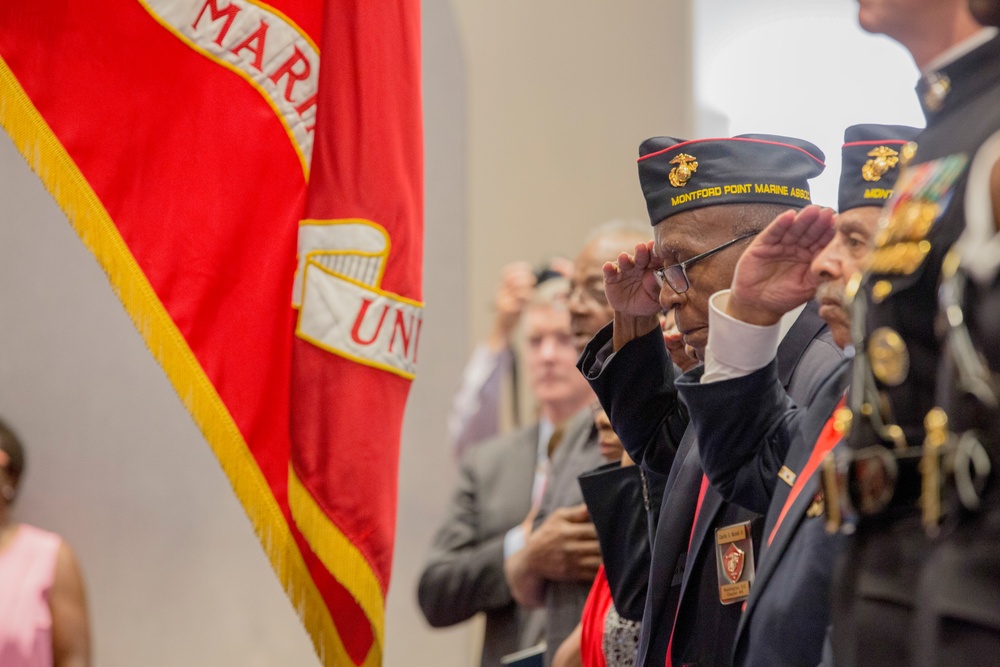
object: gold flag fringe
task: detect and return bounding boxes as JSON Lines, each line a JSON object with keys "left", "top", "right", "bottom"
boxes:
{"left": 289, "top": 465, "right": 386, "bottom": 657}
{"left": 0, "top": 55, "right": 379, "bottom": 667}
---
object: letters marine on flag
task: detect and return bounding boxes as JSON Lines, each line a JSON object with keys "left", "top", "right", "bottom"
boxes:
{"left": 0, "top": 1, "right": 424, "bottom": 665}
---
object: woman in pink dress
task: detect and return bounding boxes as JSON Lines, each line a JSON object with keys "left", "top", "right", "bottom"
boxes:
{"left": 0, "top": 419, "right": 90, "bottom": 667}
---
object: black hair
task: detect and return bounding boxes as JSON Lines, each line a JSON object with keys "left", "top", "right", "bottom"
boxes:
{"left": 0, "top": 417, "right": 25, "bottom": 489}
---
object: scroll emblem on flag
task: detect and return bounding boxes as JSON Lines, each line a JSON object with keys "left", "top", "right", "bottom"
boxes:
{"left": 294, "top": 220, "right": 423, "bottom": 379}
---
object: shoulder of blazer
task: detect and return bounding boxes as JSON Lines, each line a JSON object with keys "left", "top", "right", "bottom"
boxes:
{"left": 461, "top": 422, "right": 541, "bottom": 472}
{"left": 775, "top": 300, "right": 828, "bottom": 386}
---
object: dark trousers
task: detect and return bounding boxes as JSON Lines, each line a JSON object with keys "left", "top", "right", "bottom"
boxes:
{"left": 831, "top": 514, "right": 927, "bottom": 667}
{"left": 913, "top": 482, "right": 1000, "bottom": 667}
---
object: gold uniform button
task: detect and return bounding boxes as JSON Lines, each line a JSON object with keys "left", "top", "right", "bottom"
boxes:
{"left": 834, "top": 407, "right": 853, "bottom": 437}
{"left": 872, "top": 280, "right": 893, "bottom": 303}
{"left": 868, "top": 327, "right": 910, "bottom": 387}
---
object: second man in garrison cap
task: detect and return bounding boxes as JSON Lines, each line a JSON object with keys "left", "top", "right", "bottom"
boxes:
{"left": 674, "top": 123, "right": 920, "bottom": 667}
{"left": 578, "top": 134, "right": 842, "bottom": 667}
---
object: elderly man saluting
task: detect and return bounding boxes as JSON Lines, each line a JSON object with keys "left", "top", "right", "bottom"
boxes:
{"left": 579, "top": 134, "right": 842, "bottom": 667}
{"left": 675, "top": 124, "right": 920, "bottom": 667}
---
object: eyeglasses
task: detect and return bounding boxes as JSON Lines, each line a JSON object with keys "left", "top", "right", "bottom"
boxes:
{"left": 568, "top": 279, "right": 609, "bottom": 310}
{"left": 653, "top": 231, "right": 759, "bottom": 294}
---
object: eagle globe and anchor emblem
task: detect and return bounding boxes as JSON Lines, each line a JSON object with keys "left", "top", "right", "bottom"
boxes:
{"left": 862, "top": 146, "right": 901, "bottom": 182}
{"left": 722, "top": 542, "right": 746, "bottom": 583}
{"left": 668, "top": 153, "right": 698, "bottom": 187}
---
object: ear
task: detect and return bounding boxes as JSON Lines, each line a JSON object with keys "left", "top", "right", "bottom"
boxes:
{"left": 0, "top": 450, "right": 8, "bottom": 468}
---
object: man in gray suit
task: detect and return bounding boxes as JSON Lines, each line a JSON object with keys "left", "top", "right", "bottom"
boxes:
{"left": 417, "top": 277, "right": 597, "bottom": 666}
{"left": 675, "top": 124, "right": 918, "bottom": 667}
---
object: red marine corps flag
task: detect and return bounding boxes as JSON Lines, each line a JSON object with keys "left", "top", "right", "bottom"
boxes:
{"left": 0, "top": 0, "right": 423, "bottom": 664}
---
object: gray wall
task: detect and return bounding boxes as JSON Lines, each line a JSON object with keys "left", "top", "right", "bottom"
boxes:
{"left": 0, "top": 0, "right": 692, "bottom": 664}
{"left": 0, "top": 132, "right": 323, "bottom": 664}
{"left": 453, "top": 0, "right": 695, "bottom": 343}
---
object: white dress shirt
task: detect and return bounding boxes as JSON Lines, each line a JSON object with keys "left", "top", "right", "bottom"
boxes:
{"left": 503, "top": 417, "right": 555, "bottom": 559}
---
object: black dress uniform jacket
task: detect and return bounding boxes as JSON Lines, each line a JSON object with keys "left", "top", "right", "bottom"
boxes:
{"left": 911, "top": 114, "right": 1000, "bottom": 667}
{"left": 677, "top": 357, "right": 851, "bottom": 666}
{"left": 913, "top": 265, "right": 1000, "bottom": 667}
{"left": 579, "top": 462, "right": 651, "bottom": 623}
{"left": 834, "top": 32, "right": 1000, "bottom": 667}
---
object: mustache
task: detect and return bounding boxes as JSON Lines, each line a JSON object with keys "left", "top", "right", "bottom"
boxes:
{"left": 815, "top": 281, "right": 845, "bottom": 307}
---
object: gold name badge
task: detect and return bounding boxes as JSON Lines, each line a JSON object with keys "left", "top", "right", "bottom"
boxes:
{"left": 716, "top": 520, "right": 756, "bottom": 605}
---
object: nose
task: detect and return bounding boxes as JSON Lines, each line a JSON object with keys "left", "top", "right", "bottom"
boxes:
{"left": 567, "top": 285, "right": 587, "bottom": 315}
{"left": 538, "top": 334, "right": 560, "bottom": 360}
{"left": 657, "top": 283, "right": 684, "bottom": 312}
{"left": 810, "top": 237, "right": 842, "bottom": 282}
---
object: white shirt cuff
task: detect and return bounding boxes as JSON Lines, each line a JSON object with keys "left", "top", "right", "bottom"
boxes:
{"left": 503, "top": 525, "right": 527, "bottom": 560}
{"left": 701, "top": 290, "right": 781, "bottom": 384}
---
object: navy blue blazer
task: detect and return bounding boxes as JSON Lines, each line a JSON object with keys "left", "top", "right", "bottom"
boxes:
{"left": 677, "top": 357, "right": 851, "bottom": 667}
{"left": 579, "top": 302, "right": 841, "bottom": 667}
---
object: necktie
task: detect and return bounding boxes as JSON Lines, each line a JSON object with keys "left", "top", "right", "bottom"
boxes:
{"left": 531, "top": 426, "right": 563, "bottom": 510}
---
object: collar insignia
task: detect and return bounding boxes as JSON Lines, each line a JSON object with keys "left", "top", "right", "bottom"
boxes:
{"left": 922, "top": 73, "right": 951, "bottom": 113}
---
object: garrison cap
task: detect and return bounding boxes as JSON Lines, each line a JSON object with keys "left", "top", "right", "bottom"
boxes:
{"left": 637, "top": 134, "right": 826, "bottom": 225}
{"left": 838, "top": 124, "right": 922, "bottom": 212}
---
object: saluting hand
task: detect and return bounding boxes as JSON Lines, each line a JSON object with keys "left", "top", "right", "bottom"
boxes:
{"left": 602, "top": 241, "right": 663, "bottom": 318}
{"left": 728, "top": 206, "right": 835, "bottom": 326}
